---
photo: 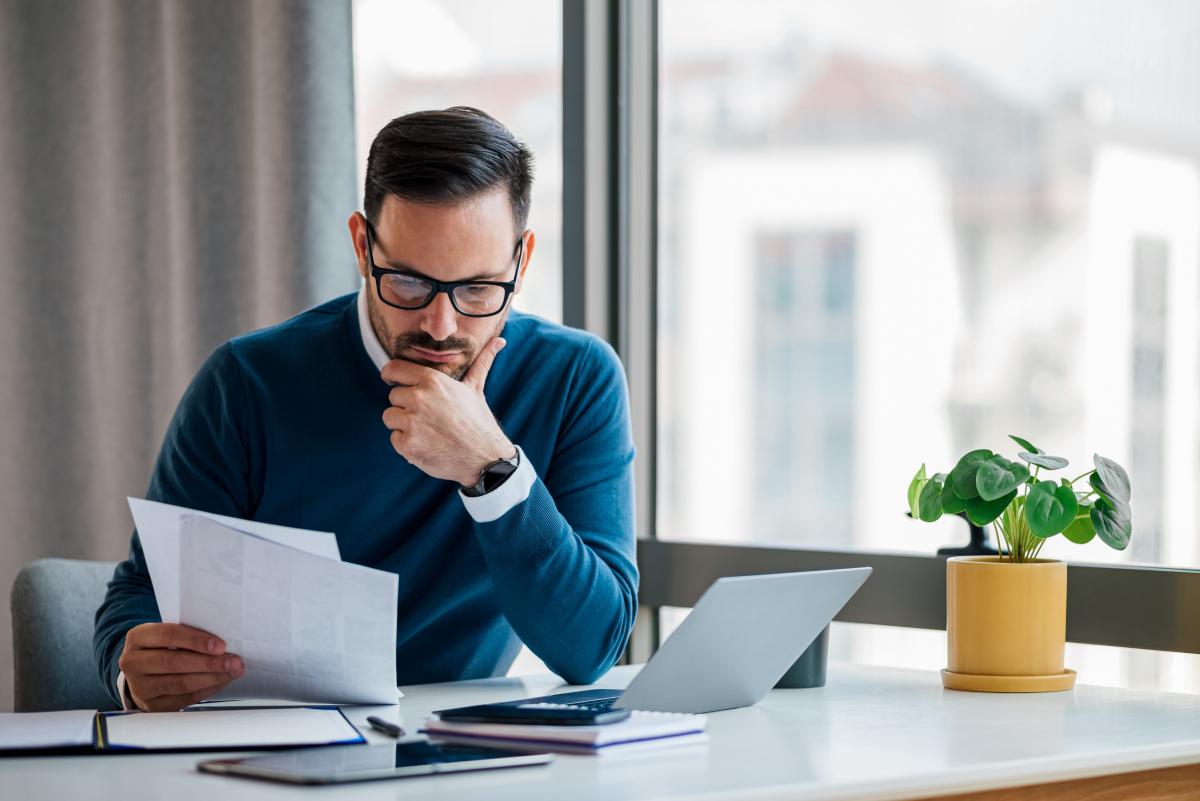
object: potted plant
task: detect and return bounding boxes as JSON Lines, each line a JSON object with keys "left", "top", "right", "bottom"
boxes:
{"left": 907, "top": 435, "right": 1132, "bottom": 692}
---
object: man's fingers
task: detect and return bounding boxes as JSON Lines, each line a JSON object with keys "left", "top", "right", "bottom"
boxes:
{"left": 390, "top": 430, "right": 411, "bottom": 459}
{"left": 382, "top": 406, "right": 410, "bottom": 432}
{"left": 388, "top": 385, "right": 414, "bottom": 408}
{"left": 463, "top": 337, "right": 506, "bottom": 392}
{"left": 135, "top": 672, "right": 237, "bottom": 702}
{"left": 125, "top": 623, "right": 223, "bottom": 655}
{"left": 380, "top": 358, "right": 438, "bottom": 387}
{"left": 137, "top": 683, "right": 230, "bottom": 712}
{"left": 123, "top": 649, "right": 243, "bottom": 676}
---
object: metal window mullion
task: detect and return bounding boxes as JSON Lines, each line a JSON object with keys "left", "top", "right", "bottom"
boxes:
{"left": 618, "top": 0, "right": 660, "bottom": 663}
{"left": 562, "top": 0, "right": 618, "bottom": 342}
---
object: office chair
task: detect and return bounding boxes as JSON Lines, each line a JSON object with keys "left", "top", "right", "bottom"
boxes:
{"left": 11, "top": 558, "right": 120, "bottom": 712}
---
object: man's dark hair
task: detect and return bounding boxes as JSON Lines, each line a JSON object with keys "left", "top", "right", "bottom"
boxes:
{"left": 364, "top": 107, "right": 534, "bottom": 234}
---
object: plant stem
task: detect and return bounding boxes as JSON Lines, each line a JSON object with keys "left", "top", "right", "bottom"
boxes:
{"left": 1068, "top": 470, "right": 1095, "bottom": 485}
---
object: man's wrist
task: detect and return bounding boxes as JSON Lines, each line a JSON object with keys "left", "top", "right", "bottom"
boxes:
{"left": 459, "top": 439, "right": 518, "bottom": 488}
{"left": 459, "top": 445, "right": 536, "bottom": 522}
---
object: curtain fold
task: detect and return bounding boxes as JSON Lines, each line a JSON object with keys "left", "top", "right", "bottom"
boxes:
{"left": 0, "top": 0, "right": 358, "bottom": 709}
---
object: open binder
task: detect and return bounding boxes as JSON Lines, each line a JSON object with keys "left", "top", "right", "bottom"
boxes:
{"left": 0, "top": 706, "right": 364, "bottom": 756}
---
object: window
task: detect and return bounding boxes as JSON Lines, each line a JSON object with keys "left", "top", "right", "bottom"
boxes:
{"left": 653, "top": 0, "right": 1200, "bottom": 691}
{"left": 352, "top": 0, "right": 563, "bottom": 323}
{"left": 657, "top": 0, "right": 1200, "bottom": 567}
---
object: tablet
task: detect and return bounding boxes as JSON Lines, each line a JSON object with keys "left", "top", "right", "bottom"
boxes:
{"left": 198, "top": 741, "right": 552, "bottom": 785}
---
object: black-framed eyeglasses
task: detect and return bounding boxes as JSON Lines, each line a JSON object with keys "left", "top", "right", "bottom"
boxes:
{"left": 364, "top": 222, "right": 523, "bottom": 318}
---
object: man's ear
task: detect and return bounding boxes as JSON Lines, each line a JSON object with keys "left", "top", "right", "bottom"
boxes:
{"left": 347, "top": 212, "right": 369, "bottom": 280}
{"left": 514, "top": 229, "right": 536, "bottom": 294}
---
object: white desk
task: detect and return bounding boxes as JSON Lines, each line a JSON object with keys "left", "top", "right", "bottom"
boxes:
{"left": 5, "top": 662, "right": 1200, "bottom": 801}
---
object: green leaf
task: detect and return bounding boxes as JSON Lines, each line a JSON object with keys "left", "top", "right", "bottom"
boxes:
{"left": 940, "top": 483, "right": 968, "bottom": 514}
{"left": 1091, "top": 496, "right": 1132, "bottom": 550}
{"left": 1019, "top": 452, "right": 1069, "bottom": 470}
{"left": 976, "top": 455, "right": 1030, "bottom": 501}
{"left": 1093, "top": 454, "right": 1131, "bottom": 504}
{"left": 1009, "top": 435, "right": 1042, "bottom": 454}
{"left": 965, "top": 489, "right": 1017, "bottom": 526}
{"left": 1062, "top": 513, "right": 1096, "bottom": 544}
{"left": 907, "top": 464, "right": 927, "bottom": 518}
{"left": 1025, "top": 480, "right": 1078, "bottom": 538}
{"left": 949, "top": 449, "right": 993, "bottom": 500}
{"left": 918, "top": 477, "right": 945, "bottom": 522}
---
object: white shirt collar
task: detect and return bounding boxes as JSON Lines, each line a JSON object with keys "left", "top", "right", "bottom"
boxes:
{"left": 357, "top": 285, "right": 390, "bottom": 371}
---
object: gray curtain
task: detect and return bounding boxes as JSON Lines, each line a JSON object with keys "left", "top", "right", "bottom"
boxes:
{"left": 0, "top": 0, "right": 358, "bottom": 710}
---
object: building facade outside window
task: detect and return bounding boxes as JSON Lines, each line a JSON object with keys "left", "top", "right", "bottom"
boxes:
{"left": 657, "top": 0, "right": 1200, "bottom": 691}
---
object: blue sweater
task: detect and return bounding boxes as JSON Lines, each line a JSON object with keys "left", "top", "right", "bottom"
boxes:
{"left": 93, "top": 293, "right": 638, "bottom": 705}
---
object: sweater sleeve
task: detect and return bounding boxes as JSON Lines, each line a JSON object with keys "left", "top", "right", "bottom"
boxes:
{"left": 470, "top": 337, "right": 638, "bottom": 685}
{"left": 92, "top": 343, "right": 258, "bottom": 705}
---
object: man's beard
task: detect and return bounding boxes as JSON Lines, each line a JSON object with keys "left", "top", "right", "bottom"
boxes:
{"left": 388, "top": 330, "right": 474, "bottom": 379}
{"left": 367, "top": 296, "right": 499, "bottom": 381}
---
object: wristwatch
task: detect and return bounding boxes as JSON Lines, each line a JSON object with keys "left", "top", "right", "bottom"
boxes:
{"left": 461, "top": 449, "right": 520, "bottom": 497}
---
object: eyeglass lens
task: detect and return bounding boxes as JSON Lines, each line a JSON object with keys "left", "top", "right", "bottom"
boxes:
{"left": 377, "top": 274, "right": 507, "bottom": 316}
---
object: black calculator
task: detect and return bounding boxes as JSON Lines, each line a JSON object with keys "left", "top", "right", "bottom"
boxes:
{"left": 434, "top": 699, "right": 631, "bottom": 726}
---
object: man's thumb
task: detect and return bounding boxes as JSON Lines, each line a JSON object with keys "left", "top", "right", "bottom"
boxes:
{"left": 464, "top": 337, "right": 506, "bottom": 391}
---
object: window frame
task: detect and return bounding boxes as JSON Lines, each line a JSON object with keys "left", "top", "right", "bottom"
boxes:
{"left": 560, "top": 0, "right": 1200, "bottom": 661}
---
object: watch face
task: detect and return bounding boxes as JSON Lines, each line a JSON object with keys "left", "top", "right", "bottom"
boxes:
{"left": 482, "top": 459, "right": 519, "bottom": 493}
{"left": 463, "top": 453, "right": 519, "bottom": 497}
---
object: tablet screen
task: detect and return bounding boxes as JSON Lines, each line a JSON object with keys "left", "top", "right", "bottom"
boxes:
{"left": 198, "top": 741, "right": 552, "bottom": 784}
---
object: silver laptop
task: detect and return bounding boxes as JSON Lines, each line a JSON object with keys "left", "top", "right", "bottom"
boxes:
{"left": 520, "top": 567, "right": 871, "bottom": 714}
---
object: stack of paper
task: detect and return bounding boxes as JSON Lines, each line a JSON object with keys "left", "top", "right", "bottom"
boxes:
{"left": 422, "top": 710, "right": 708, "bottom": 755}
{"left": 129, "top": 498, "right": 399, "bottom": 706}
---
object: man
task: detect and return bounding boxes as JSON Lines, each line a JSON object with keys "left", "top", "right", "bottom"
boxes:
{"left": 93, "top": 107, "right": 638, "bottom": 712}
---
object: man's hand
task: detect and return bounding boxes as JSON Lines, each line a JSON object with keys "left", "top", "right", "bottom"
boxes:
{"left": 381, "top": 337, "right": 515, "bottom": 486}
{"left": 119, "top": 623, "right": 244, "bottom": 712}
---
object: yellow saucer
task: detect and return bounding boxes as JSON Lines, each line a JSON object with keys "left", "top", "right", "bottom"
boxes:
{"left": 941, "top": 668, "right": 1077, "bottom": 693}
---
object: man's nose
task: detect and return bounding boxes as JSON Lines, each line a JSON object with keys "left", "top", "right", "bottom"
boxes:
{"left": 419, "top": 291, "right": 459, "bottom": 342}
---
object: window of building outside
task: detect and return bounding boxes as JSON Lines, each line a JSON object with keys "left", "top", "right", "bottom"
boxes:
{"left": 352, "top": 0, "right": 561, "bottom": 675}
{"left": 657, "top": 0, "right": 1200, "bottom": 691}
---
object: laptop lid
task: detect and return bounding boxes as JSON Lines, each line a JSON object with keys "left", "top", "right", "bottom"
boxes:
{"left": 617, "top": 567, "right": 871, "bottom": 714}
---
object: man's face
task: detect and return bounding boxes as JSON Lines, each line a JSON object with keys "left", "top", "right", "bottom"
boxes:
{"left": 350, "top": 190, "right": 532, "bottom": 380}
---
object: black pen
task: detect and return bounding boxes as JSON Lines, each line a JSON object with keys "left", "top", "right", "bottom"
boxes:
{"left": 366, "top": 715, "right": 405, "bottom": 738}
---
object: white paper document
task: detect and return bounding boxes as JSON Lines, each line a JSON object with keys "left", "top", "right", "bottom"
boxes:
{"left": 128, "top": 497, "right": 341, "bottom": 622}
{"left": 178, "top": 515, "right": 399, "bottom": 705}
{"left": 102, "top": 707, "right": 362, "bottom": 750}
{"left": 0, "top": 710, "right": 94, "bottom": 750}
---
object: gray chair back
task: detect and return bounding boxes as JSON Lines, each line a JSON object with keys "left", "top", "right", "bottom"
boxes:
{"left": 11, "top": 558, "right": 119, "bottom": 711}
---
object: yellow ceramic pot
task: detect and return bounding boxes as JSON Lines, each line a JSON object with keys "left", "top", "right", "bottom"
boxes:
{"left": 941, "top": 556, "right": 1076, "bottom": 692}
